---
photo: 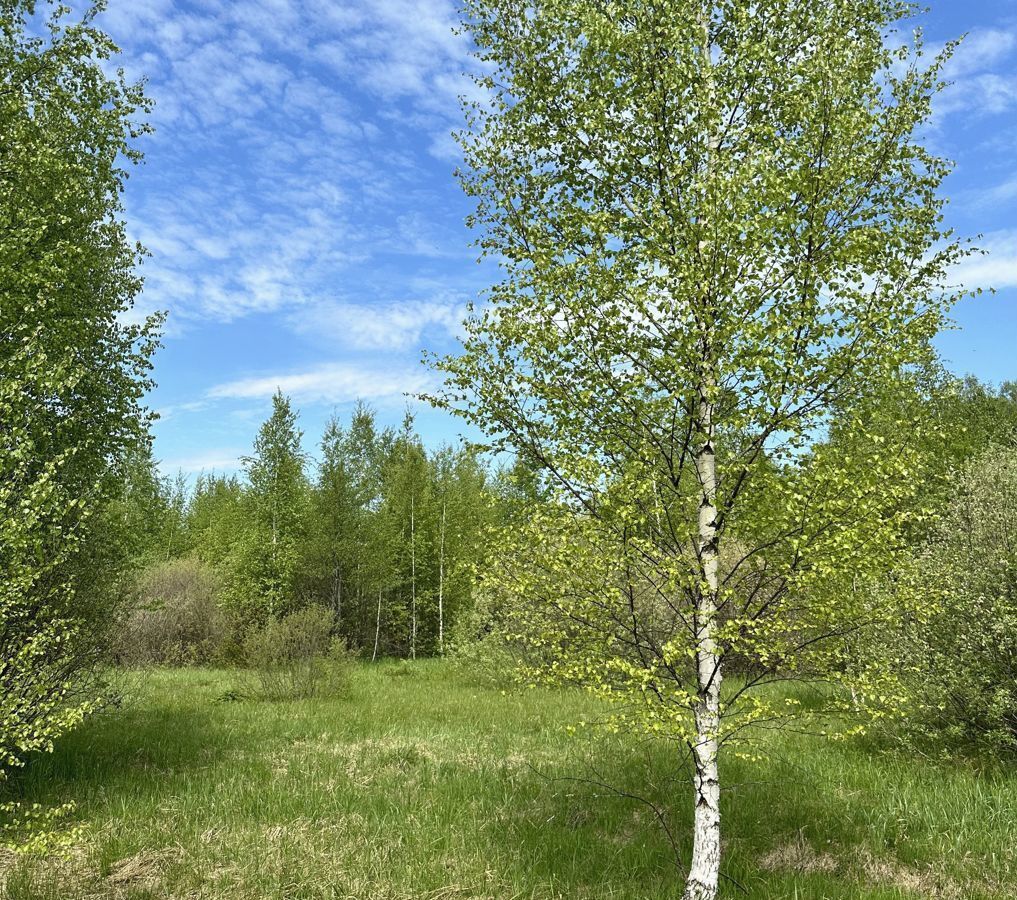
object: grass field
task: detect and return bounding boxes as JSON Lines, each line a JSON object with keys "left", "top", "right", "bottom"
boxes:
{"left": 1, "top": 661, "right": 1015, "bottom": 899}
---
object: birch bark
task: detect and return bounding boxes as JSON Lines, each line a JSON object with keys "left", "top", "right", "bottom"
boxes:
{"left": 684, "top": 387, "right": 722, "bottom": 900}
{"left": 438, "top": 499, "right": 446, "bottom": 655}
{"left": 683, "top": 8, "right": 723, "bottom": 897}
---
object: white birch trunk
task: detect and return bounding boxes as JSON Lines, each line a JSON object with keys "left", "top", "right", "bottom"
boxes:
{"left": 438, "top": 499, "right": 446, "bottom": 655}
{"left": 410, "top": 496, "right": 417, "bottom": 660}
{"left": 684, "top": 385, "right": 722, "bottom": 900}
{"left": 683, "top": 11, "right": 723, "bottom": 898}
{"left": 372, "top": 588, "right": 382, "bottom": 662}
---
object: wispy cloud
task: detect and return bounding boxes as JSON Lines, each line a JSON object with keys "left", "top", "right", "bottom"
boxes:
{"left": 953, "top": 230, "right": 1017, "bottom": 291}
{"left": 101, "top": 0, "right": 477, "bottom": 333}
{"left": 207, "top": 362, "right": 436, "bottom": 405}
{"left": 935, "top": 27, "right": 1017, "bottom": 118}
{"left": 957, "top": 175, "right": 1017, "bottom": 213}
{"left": 942, "top": 28, "right": 1017, "bottom": 79}
{"left": 288, "top": 296, "right": 467, "bottom": 352}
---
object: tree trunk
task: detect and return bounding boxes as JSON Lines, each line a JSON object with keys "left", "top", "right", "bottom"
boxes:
{"left": 438, "top": 499, "right": 446, "bottom": 655}
{"left": 684, "top": 9, "right": 723, "bottom": 896}
{"left": 372, "top": 588, "right": 382, "bottom": 662}
{"left": 685, "top": 681, "right": 722, "bottom": 900}
{"left": 410, "top": 496, "right": 417, "bottom": 660}
{"left": 332, "top": 561, "right": 342, "bottom": 625}
{"left": 685, "top": 385, "right": 722, "bottom": 900}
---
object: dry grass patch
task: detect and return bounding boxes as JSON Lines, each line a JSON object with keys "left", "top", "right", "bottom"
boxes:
{"left": 758, "top": 831, "right": 839, "bottom": 875}
{"left": 105, "top": 845, "right": 185, "bottom": 888}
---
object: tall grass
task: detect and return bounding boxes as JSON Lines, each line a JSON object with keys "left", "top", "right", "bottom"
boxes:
{"left": 1, "top": 662, "right": 1014, "bottom": 899}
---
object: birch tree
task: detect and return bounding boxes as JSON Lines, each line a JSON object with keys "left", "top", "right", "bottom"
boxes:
{"left": 310, "top": 404, "right": 382, "bottom": 627}
{"left": 432, "top": 1, "right": 970, "bottom": 896}
{"left": 1, "top": 0, "right": 156, "bottom": 844}
{"left": 379, "top": 413, "right": 432, "bottom": 657}
{"left": 238, "top": 391, "right": 308, "bottom": 617}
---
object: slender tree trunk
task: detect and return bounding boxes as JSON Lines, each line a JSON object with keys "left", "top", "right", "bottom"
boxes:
{"left": 684, "top": 11, "right": 723, "bottom": 897}
{"left": 372, "top": 588, "right": 382, "bottom": 662}
{"left": 438, "top": 499, "right": 446, "bottom": 655}
{"left": 356, "top": 561, "right": 362, "bottom": 644}
{"left": 332, "top": 561, "right": 342, "bottom": 625}
{"left": 685, "top": 392, "right": 722, "bottom": 900}
{"left": 410, "top": 496, "right": 417, "bottom": 660}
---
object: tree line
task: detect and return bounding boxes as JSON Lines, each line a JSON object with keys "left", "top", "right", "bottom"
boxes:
{"left": 124, "top": 395, "right": 508, "bottom": 662}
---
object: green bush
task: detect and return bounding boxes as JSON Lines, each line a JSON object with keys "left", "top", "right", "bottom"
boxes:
{"left": 891, "top": 445, "right": 1017, "bottom": 754}
{"left": 242, "top": 605, "right": 353, "bottom": 700}
{"left": 119, "top": 559, "right": 225, "bottom": 667}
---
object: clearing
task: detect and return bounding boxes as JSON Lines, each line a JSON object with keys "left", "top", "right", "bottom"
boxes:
{"left": 2, "top": 662, "right": 1015, "bottom": 899}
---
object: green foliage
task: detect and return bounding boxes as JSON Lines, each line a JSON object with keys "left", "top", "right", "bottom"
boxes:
{"left": 435, "top": 0, "right": 968, "bottom": 738}
{"left": 295, "top": 404, "right": 495, "bottom": 658}
{"left": 933, "top": 377, "right": 1017, "bottom": 465}
{"left": 187, "top": 474, "right": 247, "bottom": 562}
{"left": 241, "top": 605, "right": 353, "bottom": 701}
{"left": 886, "top": 446, "right": 1017, "bottom": 755}
{"left": 833, "top": 370, "right": 1017, "bottom": 541}
{"left": 110, "top": 446, "right": 189, "bottom": 567}
{"left": 0, "top": 0, "right": 156, "bottom": 847}
{"left": 169, "top": 399, "right": 495, "bottom": 659}
{"left": 302, "top": 402, "right": 387, "bottom": 632}
{"left": 230, "top": 391, "right": 310, "bottom": 618}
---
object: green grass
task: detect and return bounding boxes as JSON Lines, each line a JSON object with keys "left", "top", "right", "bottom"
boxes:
{"left": 1, "top": 662, "right": 1015, "bottom": 899}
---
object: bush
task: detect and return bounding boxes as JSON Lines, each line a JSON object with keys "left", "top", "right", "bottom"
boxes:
{"left": 890, "top": 445, "right": 1017, "bottom": 755}
{"left": 119, "top": 559, "right": 225, "bottom": 666}
{"left": 242, "top": 605, "right": 353, "bottom": 700}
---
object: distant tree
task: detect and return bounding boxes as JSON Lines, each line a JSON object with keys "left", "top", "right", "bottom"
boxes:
{"left": 305, "top": 402, "right": 390, "bottom": 645}
{"left": 433, "top": 1, "right": 971, "bottom": 895}
{"left": 823, "top": 369, "right": 1017, "bottom": 549}
{"left": 432, "top": 446, "right": 492, "bottom": 654}
{"left": 187, "top": 473, "right": 247, "bottom": 565}
{"left": 378, "top": 412, "right": 433, "bottom": 658}
{"left": 238, "top": 391, "right": 309, "bottom": 617}
{"left": 298, "top": 405, "right": 495, "bottom": 659}
{"left": 111, "top": 444, "right": 186, "bottom": 566}
{"left": 932, "top": 376, "right": 1017, "bottom": 467}
{"left": 0, "top": 0, "right": 156, "bottom": 843}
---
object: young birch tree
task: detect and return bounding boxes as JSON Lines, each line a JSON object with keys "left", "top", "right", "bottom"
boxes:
{"left": 1, "top": 0, "right": 156, "bottom": 845}
{"left": 238, "top": 391, "right": 308, "bottom": 618}
{"left": 432, "top": 2, "right": 969, "bottom": 896}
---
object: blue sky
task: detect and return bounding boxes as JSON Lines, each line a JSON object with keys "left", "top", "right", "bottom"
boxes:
{"left": 97, "top": 0, "right": 1017, "bottom": 477}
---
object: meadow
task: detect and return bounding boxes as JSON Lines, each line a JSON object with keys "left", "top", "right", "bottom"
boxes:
{"left": 1, "top": 662, "right": 1014, "bottom": 900}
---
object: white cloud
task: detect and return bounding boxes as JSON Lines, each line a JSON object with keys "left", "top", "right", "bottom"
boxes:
{"left": 100, "top": 0, "right": 478, "bottom": 332}
{"left": 953, "top": 231, "right": 1017, "bottom": 291}
{"left": 154, "top": 399, "right": 211, "bottom": 422}
{"left": 158, "top": 449, "right": 246, "bottom": 475}
{"left": 288, "top": 296, "right": 466, "bottom": 351}
{"left": 942, "top": 28, "right": 1017, "bottom": 79}
{"left": 207, "top": 362, "right": 436, "bottom": 405}
{"left": 959, "top": 175, "right": 1017, "bottom": 213}
{"left": 934, "top": 28, "right": 1017, "bottom": 118}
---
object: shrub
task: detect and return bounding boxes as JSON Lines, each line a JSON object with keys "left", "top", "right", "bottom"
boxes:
{"left": 242, "top": 605, "right": 353, "bottom": 700}
{"left": 119, "top": 559, "right": 225, "bottom": 666}
{"left": 889, "top": 445, "right": 1017, "bottom": 755}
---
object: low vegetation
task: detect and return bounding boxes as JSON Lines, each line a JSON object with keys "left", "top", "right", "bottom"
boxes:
{"left": 2, "top": 663, "right": 1015, "bottom": 900}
